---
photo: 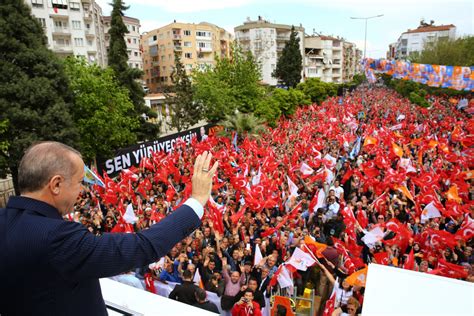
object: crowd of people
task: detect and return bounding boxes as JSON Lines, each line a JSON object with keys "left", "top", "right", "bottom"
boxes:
{"left": 70, "top": 86, "right": 473, "bottom": 315}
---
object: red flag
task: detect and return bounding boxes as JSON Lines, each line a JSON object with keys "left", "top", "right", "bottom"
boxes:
{"left": 403, "top": 249, "right": 415, "bottom": 270}
{"left": 373, "top": 252, "right": 390, "bottom": 265}
{"left": 144, "top": 273, "right": 156, "bottom": 294}
{"left": 322, "top": 284, "right": 337, "bottom": 316}
{"left": 430, "top": 259, "right": 468, "bottom": 279}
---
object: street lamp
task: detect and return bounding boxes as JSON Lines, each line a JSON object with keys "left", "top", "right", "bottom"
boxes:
{"left": 350, "top": 14, "right": 384, "bottom": 59}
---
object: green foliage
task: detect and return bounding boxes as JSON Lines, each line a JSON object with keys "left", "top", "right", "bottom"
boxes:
{"left": 272, "top": 88, "right": 310, "bottom": 116}
{"left": 255, "top": 97, "right": 281, "bottom": 128}
{"left": 220, "top": 112, "right": 266, "bottom": 139}
{"left": 168, "top": 52, "right": 201, "bottom": 132}
{"left": 409, "top": 36, "right": 474, "bottom": 67}
{"left": 408, "top": 92, "right": 430, "bottom": 108}
{"left": 64, "top": 57, "right": 139, "bottom": 162}
{"left": 273, "top": 26, "right": 303, "bottom": 88}
{"left": 296, "top": 78, "right": 338, "bottom": 104}
{"left": 193, "top": 44, "right": 264, "bottom": 122}
{"left": 0, "top": 0, "right": 78, "bottom": 191}
{"left": 107, "top": 0, "right": 158, "bottom": 141}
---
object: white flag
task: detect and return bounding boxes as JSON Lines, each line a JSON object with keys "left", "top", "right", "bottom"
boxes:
{"left": 123, "top": 203, "right": 138, "bottom": 224}
{"left": 254, "top": 244, "right": 263, "bottom": 267}
{"left": 361, "top": 226, "right": 385, "bottom": 248}
{"left": 300, "top": 162, "right": 314, "bottom": 175}
{"left": 277, "top": 264, "right": 294, "bottom": 294}
{"left": 325, "top": 167, "right": 334, "bottom": 184}
{"left": 323, "top": 154, "right": 337, "bottom": 168}
{"left": 312, "top": 189, "right": 326, "bottom": 213}
{"left": 286, "top": 247, "right": 316, "bottom": 271}
{"left": 252, "top": 168, "right": 262, "bottom": 186}
{"left": 421, "top": 201, "right": 442, "bottom": 223}
{"left": 287, "top": 176, "right": 299, "bottom": 197}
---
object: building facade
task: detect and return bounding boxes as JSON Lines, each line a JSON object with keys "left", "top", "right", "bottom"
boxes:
{"left": 394, "top": 21, "right": 456, "bottom": 59}
{"left": 234, "top": 17, "right": 305, "bottom": 86}
{"left": 141, "top": 22, "right": 232, "bottom": 92}
{"left": 102, "top": 15, "right": 143, "bottom": 69}
{"left": 27, "top": 0, "right": 107, "bottom": 66}
{"left": 304, "top": 35, "right": 359, "bottom": 83}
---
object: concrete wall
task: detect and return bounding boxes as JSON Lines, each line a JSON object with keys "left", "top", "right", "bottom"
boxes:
{"left": 0, "top": 176, "right": 14, "bottom": 208}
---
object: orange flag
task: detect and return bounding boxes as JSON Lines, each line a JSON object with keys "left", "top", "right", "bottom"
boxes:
{"left": 446, "top": 185, "right": 462, "bottom": 204}
{"left": 304, "top": 236, "right": 327, "bottom": 258}
{"left": 392, "top": 142, "right": 403, "bottom": 158}
{"left": 345, "top": 266, "right": 368, "bottom": 287}
{"left": 394, "top": 184, "right": 415, "bottom": 202}
{"left": 363, "top": 136, "right": 377, "bottom": 147}
{"left": 428, "top": 140, "right": 438, "bottom": 148}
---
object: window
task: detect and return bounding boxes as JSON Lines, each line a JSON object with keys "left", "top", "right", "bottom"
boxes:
{"left": 127, "top": 38, "right": 131, "bottom": 44}
{"left": 161, "top": 55, "right": 165, "bottom": 60}
{"left": 185, "top": 52, "right": 192, "bottom": 59}
{"left": 184, "top": 30, "right": 191, "bottom": 36}
{"left": 86, "top": 23, "right": 90, "bottom": 30}
{"left": 31, "top": 0, "right": 44, "bottom": 8}
{"left": 51, "top": 0, "right": 67, "bottom": 9}
{"left": 152, "top": 35, "right": 157, "bottom": 41}
{"left": 196, "top": 31, "right": 211, "bottom": 37}
{"left": 132, "top": 26, "right": 136, "bottom": 32}
{"left": 133, "top": 38, "right": 137, "bottom": 44}
{"left": 186, "top": 64, "right": 193, "bottom": 70}
{"left": 74, "top": 38, "right": 84, "bottom": 46}
{"left": 168, "top": 54, "right": 172, "bottom": 60}
{"left": 135, "top": 63, "right": 139, "bottom": 68}
{"left": 69, "top": 1, "right": 80, "bottom": 10}
{"left": 54, "top": 20, "right": 67, "bottom": 30}
{"left": 72, "top": 20, "right": 81, "bottom": 29}
{"left": 184, "top": 41, "right": 192, "bottom": 47}
{"left": 37, "top": 17, "right": 46, "bottom": 28}
{"left": 134, "top": 51, "right": 138, "bottom": 57}
{"left": 55, "top": 38, "right": 70, "bottom": 46}
{"left": 87, "top": 39, "right": 93, "bottom": 46}
{"left": 127, "top": 50, "right": 131, "bottom": 56}
{"left": 197, "top": 41, "right": 211, "bottom": 49}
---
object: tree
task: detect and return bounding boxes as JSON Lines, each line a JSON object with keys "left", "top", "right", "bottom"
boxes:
{"left": 0, "top": 0, "right": 78, "bottom": 194}
{"left": 297, "top": 78, "right": 337, "bottom": 104}
{"left": 409, "top": 36, "right": 474, "bottom": 67}
{"left": 193, "top": 44, "right": 264, "bottom": 122}
{"left": 272, "top": 26, "right": 303, "bottom": 88}
{"left": 64, "top": 57, "right": 139, "bottom": 162}
{"left": 107, "top": 0, "right": 158, "bottom": 140}
{"left": 168, "top": 52, "right": 201, "bottom": 132}
{"left": 221, "top": 112, "right": 266, "bottom": 140}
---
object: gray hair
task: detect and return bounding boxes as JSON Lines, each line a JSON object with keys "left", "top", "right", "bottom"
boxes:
{"left": 18, "top": 141, "right": 82, "bottom": 194}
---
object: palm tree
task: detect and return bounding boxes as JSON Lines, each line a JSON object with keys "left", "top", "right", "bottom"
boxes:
{"left": 220, "top": 111, "right": 267, "bottom": 140}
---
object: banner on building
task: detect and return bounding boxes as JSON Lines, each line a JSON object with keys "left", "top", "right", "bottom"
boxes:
{"left": 364, "top": 58, "right": 473, "bottom": 91}
{"left": 97, "top": 124, "right": 222, "bottom": 177}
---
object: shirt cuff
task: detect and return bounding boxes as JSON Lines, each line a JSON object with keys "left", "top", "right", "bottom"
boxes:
{"left": 184, "top": 198, "right": 204, "bottom": 219}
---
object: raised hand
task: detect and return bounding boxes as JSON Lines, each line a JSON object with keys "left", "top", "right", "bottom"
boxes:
{"left": 192, "top": 151, "right": 219, "bottom": 206}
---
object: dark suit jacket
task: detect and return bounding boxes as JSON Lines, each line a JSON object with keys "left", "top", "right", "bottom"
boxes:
{"left": 168, "top": 280, "right": 200, "bottom": 305}
{"left": 0, "top": 196, "right": 201, "bottom": 315}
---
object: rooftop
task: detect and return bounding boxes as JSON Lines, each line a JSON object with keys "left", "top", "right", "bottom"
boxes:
{"left": 403, "top": 24, "right": 455, "bottom": 34}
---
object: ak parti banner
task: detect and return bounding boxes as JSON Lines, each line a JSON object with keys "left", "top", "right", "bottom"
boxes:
{"left": 364, "top": 58, "right": 473, "bottom": 91}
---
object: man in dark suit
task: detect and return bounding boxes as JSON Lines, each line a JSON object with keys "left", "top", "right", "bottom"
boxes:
{"left": 168, "top": 269, "right": 200, "bottom": 305}
{"left": 0, "top": 141, "right": 218, "bottom": 315}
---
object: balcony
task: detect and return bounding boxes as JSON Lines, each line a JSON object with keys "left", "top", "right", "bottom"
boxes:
{"left": 49, "top": 8, "right": 69, "bottom": 18}
{"left": 152, "top": 61, "right": 160, "bottom": 67}
{"left": 276, "top": 45, "right": 285, "bottom": 51}
{"left": 53, "top": 44, "right": 73, "bottom": 53}
{"left": 52, "top": 27, "right": 70, "bottom": 36}
{"left": 276, "top": 34, "right": 290, "bottom": 41}
{"left": 172, "top": 34, "right": 182, "bottom": 40}
{"left": 237, "top": 35, "right": 250, "bottom": 42}
{"left": 198, "top": 47, "right": 212, "bottom": 53}
{"left": 83, "top": 11, "right": 93, "bottom": 20}
{"left": 85, "top": 29, "right": 95, "bottom": 37}
{"left": 174, "top": 45, "right": 182, "bottom": 51}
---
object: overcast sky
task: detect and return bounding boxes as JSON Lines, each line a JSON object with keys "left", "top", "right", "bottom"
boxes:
{"left": 97, "top": 0, "right": 473, "bottom": 58}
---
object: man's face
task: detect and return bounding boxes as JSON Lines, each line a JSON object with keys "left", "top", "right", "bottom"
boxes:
{"left": 57, "top": 154, "right": 85, "bottom": 215}
{"left": 204, "top": 227, "right": 211, "bottom": 237}
{"left": 209, "top": 261, "right": 216, "bottom": 270}
{"left": 261, "top": 268, "right": 269, "bottom": 278}
{"left": 230, "top": 271, "right": 240, "bottom": 283}
{"left": 244, "top": 291, "right": 254, "bottom": 302}
{"left": 267, "top": 256, "right": 276, "bottom": 267}
{"left": 248, "top": 280, "right": 258, "bottom": 291}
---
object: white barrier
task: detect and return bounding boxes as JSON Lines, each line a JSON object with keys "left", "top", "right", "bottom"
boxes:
{"left": 363, "top": 264, "right": 474, "bottom": 316}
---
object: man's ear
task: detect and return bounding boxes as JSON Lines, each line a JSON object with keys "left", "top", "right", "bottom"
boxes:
{"left": 48, "top": 175, "right": 63, "bottom": 195}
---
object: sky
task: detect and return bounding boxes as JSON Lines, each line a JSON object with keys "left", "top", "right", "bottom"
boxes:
{"left": 97, "top": 0, "right": 473, "bottom": 58}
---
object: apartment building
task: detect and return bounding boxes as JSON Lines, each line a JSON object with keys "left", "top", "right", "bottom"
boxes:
{"left": 304, "top": 35, "right": 345, "bottom": 83}
{"left": 234, "top": 17, "right": 305, "bottom": 86}
{"left": 141, "top": 22, "right": 232, "bottom": 92}
{"left": 102, "top": 15, "right": 143, "bottom": 69}
{"left": 27, "top": 0, "right": 107, "bottom": 66}
{"left": 342, "top": 41, "right": 361, "bottom": 82}
{"left": 394, "top": 20, "right": 456, "bottom": 59}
